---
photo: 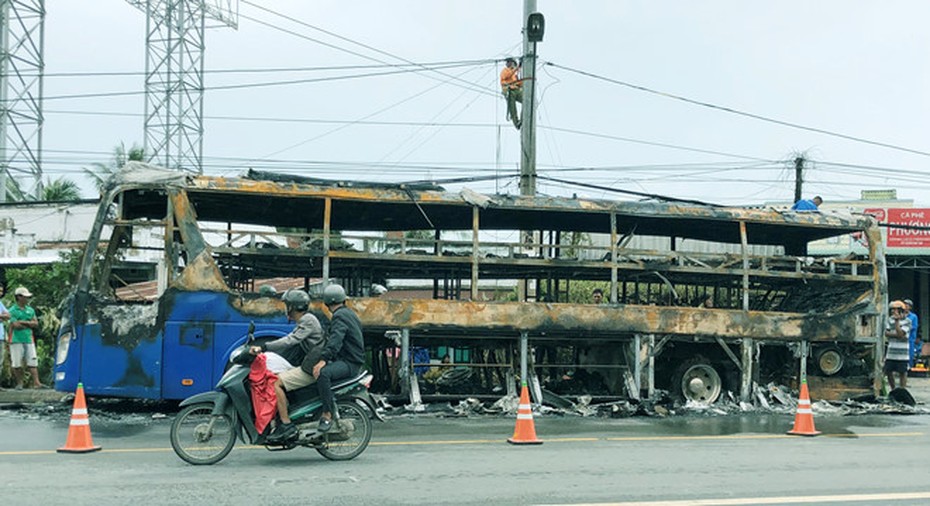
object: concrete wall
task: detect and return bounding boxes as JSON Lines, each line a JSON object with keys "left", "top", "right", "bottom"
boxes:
{"left": 0, "top": 201, "right": 99, "bottom": 261}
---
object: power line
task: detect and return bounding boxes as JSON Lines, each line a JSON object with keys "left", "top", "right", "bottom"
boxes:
{"left": 546, "top": 62, "right": 930, "bottom": 159}
{"left": 817, "top": 160, "right": 930, "bottom": 179}
{"left": 380, "top": 64, "right": 496, "bottom": 167}
{"left": 236, "top": 63, "right": 493, "bottom": 165}
{"left": 540, "top": 125, "right": 770, "bottom": 161}
{"left": 11, "top": 60, "right": 496, "bottom": 103}
{"left": 536, "top": 175, "right": 721, "bottom": 206}
{"left": 7, "top": 59, "right": 498, "bottom": 78}
{"left": 240, "top": 0, "right": 500, "bottom": 99}
{"left": 45, "top": 108, "right": 499, "bottom": 128}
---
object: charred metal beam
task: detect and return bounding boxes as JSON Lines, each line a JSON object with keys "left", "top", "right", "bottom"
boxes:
{"left": 337, "top": 298, "right": 862, "bottom": 342}
{"left": 714, "top": 337, "right": 743, "bottom": 372}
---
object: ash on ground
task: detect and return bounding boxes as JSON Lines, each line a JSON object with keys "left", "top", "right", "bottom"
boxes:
{"left": 379, "top": 382, "right": 930, "bottom": 419}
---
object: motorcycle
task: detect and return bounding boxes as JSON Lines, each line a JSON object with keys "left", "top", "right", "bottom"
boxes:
{"left": 170, "top": 323, "right": 383, "bottom": 465}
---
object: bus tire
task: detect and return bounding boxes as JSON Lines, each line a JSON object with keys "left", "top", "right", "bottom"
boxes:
{"left": 672, "top": 356, "right": 723, "bottom": 405}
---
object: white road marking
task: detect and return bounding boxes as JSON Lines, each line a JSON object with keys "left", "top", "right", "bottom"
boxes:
{"left": 538, "top": 491, "right": 930, "bottom": 506}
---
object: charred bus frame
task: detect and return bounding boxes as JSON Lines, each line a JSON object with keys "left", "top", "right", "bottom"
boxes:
{"left": 54, "top": 163, "right": 887, "bottom": 404}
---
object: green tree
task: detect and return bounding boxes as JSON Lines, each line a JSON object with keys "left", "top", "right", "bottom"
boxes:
{"left": 5, "top": 249, "right": 83, "bottom": 315}
{"left": 83, "top": 142, "right": 145, "bottom": 193}
{"left": 41, "top": 176, "right": 83, "bottom": 201}
{"left": 2, "top": 250, "right": 84, "bottom": 385}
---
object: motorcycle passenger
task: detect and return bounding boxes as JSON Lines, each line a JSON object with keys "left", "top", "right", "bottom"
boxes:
{"left": 311, "top": 284, "right": 365, "bottom": 432}
{"left": 250, "top": 288, "right": 324, "bottom": 441}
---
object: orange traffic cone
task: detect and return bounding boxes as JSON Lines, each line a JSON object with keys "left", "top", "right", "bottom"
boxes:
{"left": 787, "top": 379, "right": 820, "bottom": 437}
{"left": 507, "top": 383, "right": 542, "bottom": 445}
{"left": 58, "top": 383, "right": 102, "bottom": 453}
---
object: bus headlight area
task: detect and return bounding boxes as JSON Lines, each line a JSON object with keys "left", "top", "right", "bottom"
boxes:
{"left": 56, "top": 332, "right": 72, "bottom": 365}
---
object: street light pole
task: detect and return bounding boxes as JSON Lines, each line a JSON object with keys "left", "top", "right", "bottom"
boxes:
{"left": 519, "top": 1, "right": 543, "bottom": 198}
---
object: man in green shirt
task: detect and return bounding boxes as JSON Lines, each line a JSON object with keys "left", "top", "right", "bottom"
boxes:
{"left": 9, "top": 286, "right": 41, "bottom": 389}
{"left": 0, "top": 285, "right": 10, "bottom": 390}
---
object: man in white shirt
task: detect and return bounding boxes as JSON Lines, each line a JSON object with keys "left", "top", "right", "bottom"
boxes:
{"left": 884, "top": 300, "right": 912, "bottom": 390}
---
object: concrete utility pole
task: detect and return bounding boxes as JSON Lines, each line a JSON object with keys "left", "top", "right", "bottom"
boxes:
{"left": 793, "top": 156, "right": 804, "bottom": 202}
{"left": 519, "top": 0, "right": 542, "bottom": 197}
{"left": 516, "top": 3, "right": 545, "bottom": 303}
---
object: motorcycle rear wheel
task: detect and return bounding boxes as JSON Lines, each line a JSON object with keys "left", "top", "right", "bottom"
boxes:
{"left": 170, "top": 403, "right": 237, "bottom": 465}
{"left": 316, "top": 400, "right": 372, "bottom": 461}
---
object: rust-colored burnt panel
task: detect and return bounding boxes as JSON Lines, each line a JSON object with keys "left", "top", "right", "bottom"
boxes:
{"left": 173, "top": 251, "right": 229, "bottom": 292}
{"left": 336, "top": 298, "right": 858, "bottom": 342}
{"left": 192, "top": 177, "right": 450, "bottom": 204}
{"left": 231, "top": 295, "right": 286, "bottom": 316}
{"left": 184, "top": 172, "right": 871, "bottom": 230}
{"left": 169, "top": 190, "right": 208, "bottom": 258}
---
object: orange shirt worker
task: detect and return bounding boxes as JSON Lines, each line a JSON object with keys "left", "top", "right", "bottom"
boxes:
{"left": 500, "top": 57, "right": 523, "bottom": 130}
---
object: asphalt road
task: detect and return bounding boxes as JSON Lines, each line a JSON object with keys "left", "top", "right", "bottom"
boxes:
{"left": 2, "top": 408, "right": 930, "bottom": 506}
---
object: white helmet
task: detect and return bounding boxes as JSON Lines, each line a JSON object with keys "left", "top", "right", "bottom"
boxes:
{"left": 323, "top": 284, "right": 347, "bottom": 305}
{"left": 282, "top": 289, "right": 310, "bottom": 312}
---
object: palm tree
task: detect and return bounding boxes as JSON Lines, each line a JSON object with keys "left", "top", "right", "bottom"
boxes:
{"left": 83, "top": 142, "right": 145, "bottom": 193}
{"left": 3, "top": 175, "right": 27, "bottom": 202}
{"left": 42, "top": 176, "right": 82, "bottom": 201}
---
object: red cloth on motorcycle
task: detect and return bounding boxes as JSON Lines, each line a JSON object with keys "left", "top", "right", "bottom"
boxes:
{"left": 249, "top": 354, "right": 279, "bottom": 434}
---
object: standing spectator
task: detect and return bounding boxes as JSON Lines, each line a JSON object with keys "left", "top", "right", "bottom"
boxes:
{"left": 0, "top": 285, "right": 10, "bottom": 390}
{"left": 790, "top": 196, "right": 822, "bottom": 211}
{"left": 591, "top": 288, "right": 605, "bottom": 304}
{"left": 903, "top": 299, "right": 919, "bottom": 367}
{"left": 9, "top": 286, "right": 42, "bottom": 389}
{"left": 884, "top": 300, "right": 912, "bottom": 390}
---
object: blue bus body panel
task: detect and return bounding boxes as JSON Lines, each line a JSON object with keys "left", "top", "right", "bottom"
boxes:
{"left": 161, "top": 292, "right": 291, "bottom": 399}
{"left": 56, "top": 290, "right": 291, "bottom": 400}
{"left": 81, "top": 323, "right": 163, "bottom": 399}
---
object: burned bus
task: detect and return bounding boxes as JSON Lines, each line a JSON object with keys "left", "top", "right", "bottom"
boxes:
{"left": 53, "top": 163, "right": 887, "bottom": 404}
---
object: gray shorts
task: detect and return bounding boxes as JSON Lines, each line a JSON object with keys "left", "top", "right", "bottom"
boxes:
{"left": 277, "top": 366, "right": 317, "bottom": 392}
{"left": 883, "top": 359, "right": 908, "bottom": 374}
{"left": 10, "top": 342, "right": 38, "bottom": 368}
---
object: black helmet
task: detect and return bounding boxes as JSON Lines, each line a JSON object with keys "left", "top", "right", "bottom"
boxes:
{"left": 322, "top": 284, "right": 347, "bottom": 305}
{"left": 282, "top": 289, "right": 310, "bottom": 313}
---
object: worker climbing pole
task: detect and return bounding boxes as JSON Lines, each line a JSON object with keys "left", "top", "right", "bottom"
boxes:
{"left": 500, "top": 57, "right": 524, "bottom": 130}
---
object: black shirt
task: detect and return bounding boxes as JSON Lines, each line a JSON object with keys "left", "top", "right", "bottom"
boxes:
{"left": 321, "top": 306, "right": 365, "bottom": 366}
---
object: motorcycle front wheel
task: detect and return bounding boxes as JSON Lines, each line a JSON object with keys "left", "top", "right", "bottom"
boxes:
{"left": 170, "top": 403, "right": 237, "bottom": 465}
{"left": 316, "top": 400, "right": 373, "bottom": 461}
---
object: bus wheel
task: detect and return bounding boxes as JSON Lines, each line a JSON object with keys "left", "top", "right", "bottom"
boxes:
{"left": 814, "top": 347, "right": 844, "bottom": 376}
{"left": 673, "top": 356, "right": 722, "bottom": 404}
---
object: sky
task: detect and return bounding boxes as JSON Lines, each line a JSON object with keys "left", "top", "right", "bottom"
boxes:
{"left": 28, "top": 1, "right": 930, "bottom": 205}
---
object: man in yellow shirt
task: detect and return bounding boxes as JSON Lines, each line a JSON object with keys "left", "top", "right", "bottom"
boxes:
{"left": 500, "top": 58, "right": 523, "bottom": 130}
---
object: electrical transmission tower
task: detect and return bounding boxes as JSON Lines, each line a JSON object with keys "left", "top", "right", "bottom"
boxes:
{"left": 0, "top": 0, "right": 45, "bottom": 202}
{"left": 126, "top": 0, "right": 238, "bottom": 173}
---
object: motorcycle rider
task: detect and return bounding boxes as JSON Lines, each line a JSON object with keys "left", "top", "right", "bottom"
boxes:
{"left": 250, "top": 288, "right": 325, "bottom": 441}
{"left": 312, "top": 284, "right": 365, "bottom": 432}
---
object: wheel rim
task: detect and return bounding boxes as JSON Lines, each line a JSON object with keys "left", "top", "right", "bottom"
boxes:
{"left": 172, "top": 405, "right": 235, "bottom": 464}
{"left": 817, "top": 349, "right": 844, "bottom": 376}
{"left": 318, "top": 401, "right": 372, "bottom": 460}
{"left": 680, "top": 363, "right": 721, "bottom": 404}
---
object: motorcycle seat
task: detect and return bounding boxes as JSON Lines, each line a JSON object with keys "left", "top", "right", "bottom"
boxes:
{"left": 286, "top": 370, "right": 371, "bottom": 405}
{"left": 331, "top": 370, "right": 370, "bottom": 390}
